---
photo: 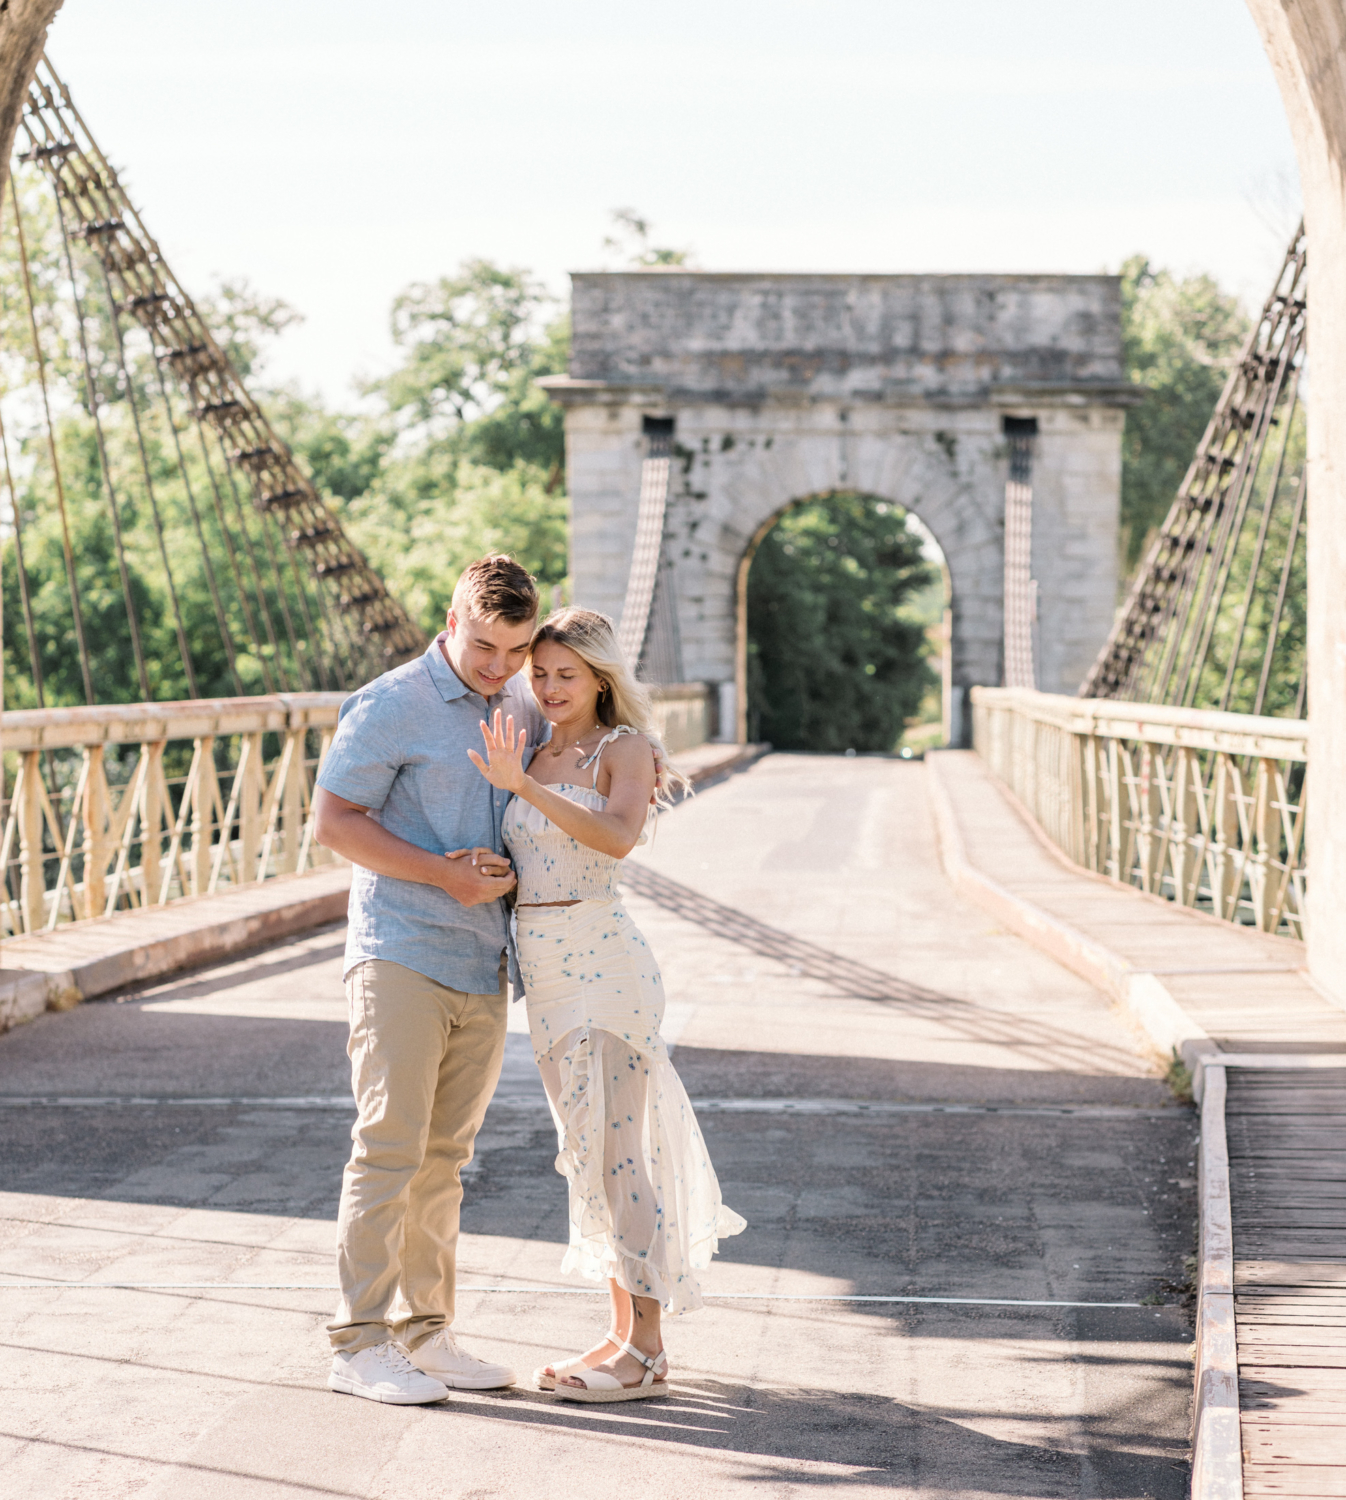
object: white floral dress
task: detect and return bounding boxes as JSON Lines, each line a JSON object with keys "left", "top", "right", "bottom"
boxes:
{"left": 502, "top": 726, "right": 745, "bottom": 1313}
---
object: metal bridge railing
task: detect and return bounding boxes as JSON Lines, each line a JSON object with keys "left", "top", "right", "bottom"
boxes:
{"left": 971, "top": 687, "right": 1307, "bottom": 938}
{"left": 0, "top": 686, "right": 717, "bottom": 941}
{"left": 0, "top": 693, "right": 347, "bottom": 940}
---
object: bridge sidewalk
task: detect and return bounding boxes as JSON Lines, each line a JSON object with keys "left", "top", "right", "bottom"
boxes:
{"left": 0, "top": 867, "right": 353, "bottom": 1033}
{"left": 927, "top": 748, "right": 1346, "bottom": 1500}
{"left": 925, "top": 749, "right": 1345, "bottom": 1060}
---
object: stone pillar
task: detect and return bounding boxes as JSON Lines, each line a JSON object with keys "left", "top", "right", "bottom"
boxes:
{"left": 1245, "top": 0, "right": 1346, "bottom": 999}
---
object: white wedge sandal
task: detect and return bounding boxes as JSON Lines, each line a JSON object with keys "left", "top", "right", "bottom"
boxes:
{"left": 533, "top": 1331, "right": 618, "bottom": 1392}
{"left": 550, "top": 1337, "right": 669, "bottom": 1404}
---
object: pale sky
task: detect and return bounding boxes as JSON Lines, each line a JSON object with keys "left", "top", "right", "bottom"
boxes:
{"left": 49, "top": 0, "right": 1299, "bottom": 405}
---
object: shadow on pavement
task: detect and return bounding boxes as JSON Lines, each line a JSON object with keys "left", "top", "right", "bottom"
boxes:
{"left": 621, "top": 864, "right": 1145, "bottom": 1077}
{"left": 442, "top": 1379, "right": 1190, "bottom": 1496}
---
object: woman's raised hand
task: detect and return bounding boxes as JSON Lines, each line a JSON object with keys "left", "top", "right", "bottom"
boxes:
{"left": 467, "top": 710, "right": 529, "bottom": 793}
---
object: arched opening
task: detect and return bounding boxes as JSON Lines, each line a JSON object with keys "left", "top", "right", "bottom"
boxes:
{"left": 736, "top": 491, "right": 950, "bottom": 753}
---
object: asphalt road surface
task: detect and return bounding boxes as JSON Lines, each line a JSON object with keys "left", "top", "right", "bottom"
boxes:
{"left": 0, "top": 755, "right": 1197, "bottom": 1498}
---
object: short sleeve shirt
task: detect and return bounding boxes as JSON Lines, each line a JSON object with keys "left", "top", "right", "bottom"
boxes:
{"left": 317, "top": 634, "right": 547, "bottom": 994}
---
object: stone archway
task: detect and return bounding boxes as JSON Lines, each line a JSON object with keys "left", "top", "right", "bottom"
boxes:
{"left": 731, "top": 473, "right": 973, "bottom": 747}
{"left": 736, "top": 489, "right": 951, "bottom": 749}
{"left": 545, "top": 271, "right": 1130, "bottom": 742}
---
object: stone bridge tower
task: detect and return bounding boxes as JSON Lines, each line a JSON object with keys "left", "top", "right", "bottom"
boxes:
{"left": 545, "top": 271, "right": 1130, "bottom": 742}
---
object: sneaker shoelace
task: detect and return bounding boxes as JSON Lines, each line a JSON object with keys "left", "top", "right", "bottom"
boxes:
{"left": 372, "top": 1342, "right": 419, "bottom": 1374}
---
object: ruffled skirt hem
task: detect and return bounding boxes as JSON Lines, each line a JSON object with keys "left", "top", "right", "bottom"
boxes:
{"left": 517, "top": 898, "right": 745, "bottom": 1317}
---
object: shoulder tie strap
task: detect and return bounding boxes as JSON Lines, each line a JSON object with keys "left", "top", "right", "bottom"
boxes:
{"left": 576, "top": 724, "right": 638, "bottom": 786}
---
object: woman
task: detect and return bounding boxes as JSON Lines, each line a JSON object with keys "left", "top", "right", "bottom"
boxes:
{"left": 467, "top": 607, "right": 745, "bottom": 1403}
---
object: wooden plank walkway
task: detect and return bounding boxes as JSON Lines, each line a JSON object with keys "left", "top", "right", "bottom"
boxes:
{"left": 1231, "top": 1069, "right": 1346, "bottom": 1498}
{"left": 931, "top": 751, "right": 1346, "bottom": 1493}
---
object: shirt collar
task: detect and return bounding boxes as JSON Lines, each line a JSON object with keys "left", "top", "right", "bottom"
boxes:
{"left": 426, "top": 633, "right": 473, "bottom": 704}
{"left": 426, "top": 631, "right": 524, "bottom": 711}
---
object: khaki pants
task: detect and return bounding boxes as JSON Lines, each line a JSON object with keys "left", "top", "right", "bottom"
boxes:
{"left": 327, "top": 958, "right": 506, "bottom": 1354}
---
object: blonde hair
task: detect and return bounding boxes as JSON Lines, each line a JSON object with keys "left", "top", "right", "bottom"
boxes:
{"left": 530, "top": 607, "right": 691, "bottom": 808}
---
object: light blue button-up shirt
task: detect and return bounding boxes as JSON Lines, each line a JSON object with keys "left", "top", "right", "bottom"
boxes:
{"left": 317, "top": 633, "right": 546, "bottom": 995}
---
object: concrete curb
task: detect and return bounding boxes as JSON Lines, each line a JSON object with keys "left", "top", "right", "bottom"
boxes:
{"left": 924, "top": 751, "right": 1216, "bottom": 1072}
{"left": 1193, "top": 1061, "right": 1242, "bottom": 1500}
{"left": 676, "top": 741, "right": 770, "bottom": 789}
{"left": 0, "top": 865, "right": 351, "bottom": 1033}
{"left": 0, "top": 968, "right": 61, "bottom": 1034}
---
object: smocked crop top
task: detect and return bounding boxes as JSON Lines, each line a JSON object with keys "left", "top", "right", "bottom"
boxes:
{"left": 501, "top": 726, "right": 648, "bottom": 905}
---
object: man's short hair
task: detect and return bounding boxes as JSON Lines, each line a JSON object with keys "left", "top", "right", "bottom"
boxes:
{"left": 450, "top": 554, "right": 539, "bottom": 625}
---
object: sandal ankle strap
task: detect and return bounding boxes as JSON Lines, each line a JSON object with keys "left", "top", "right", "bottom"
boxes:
{"left": 614, "top": 1338, "right": 667, "bottom": 1385}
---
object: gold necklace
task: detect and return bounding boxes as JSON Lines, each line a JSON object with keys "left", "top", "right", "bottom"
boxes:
{"left": 547, "top": 722, "right": 599, "bottom": 758}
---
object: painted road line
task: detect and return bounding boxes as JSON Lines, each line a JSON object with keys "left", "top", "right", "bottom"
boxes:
{"left": 0, "top": 1095, "right": 1188, "bottom": 1119}
{"left": 0, "top": 1280, "right": 1143, "bottom": 1307}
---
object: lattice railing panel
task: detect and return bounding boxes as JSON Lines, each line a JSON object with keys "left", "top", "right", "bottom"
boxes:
{"left": 973, "top": 687, "right": 1306, "bottom": 937}
{"left": 0, "top": 694, "right": 345, "bottom": 938}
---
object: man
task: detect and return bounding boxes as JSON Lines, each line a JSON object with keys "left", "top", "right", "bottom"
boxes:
{"left": 313, "top": 554, "right": 545, "bottom": 1405}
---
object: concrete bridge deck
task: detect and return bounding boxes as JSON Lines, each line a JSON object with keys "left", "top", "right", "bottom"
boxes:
{"left": 0, "top": 755, "right": 1197, "bottom": 1498}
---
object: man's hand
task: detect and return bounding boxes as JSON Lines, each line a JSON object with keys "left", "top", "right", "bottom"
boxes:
{"left": 313, "top": 788, "right": 517, "bottom": 908}
{"left": 442, "top": 847, "right": 516, "bottom": 907}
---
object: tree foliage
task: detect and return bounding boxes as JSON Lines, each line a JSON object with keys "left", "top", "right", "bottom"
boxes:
{"left": 1, "top": 183, "right": 307, "bottom": 707}
{"left": 2, "top": 167, "right": 571, "bottom": 706}
{"left": 276, "top": 259, "right": 569, "bottom": 638}
{"left": 602, "top": 208, "right": 693, "bottom": 268}
{"left": 746, "top": 493, "right": 936, "bottom": 753}
{"left": 1119, "top": 256, "right": 1248, "bottom": 573}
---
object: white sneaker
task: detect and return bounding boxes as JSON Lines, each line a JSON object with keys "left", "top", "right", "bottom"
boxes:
{"left": 329, "top": 1341, "right": 450, "bottom": 1405}
{"left": 409, "top": 1330, "right": 517, "bottom": 1389}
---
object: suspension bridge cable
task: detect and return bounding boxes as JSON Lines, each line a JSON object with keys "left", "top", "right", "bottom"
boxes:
{"left": 96, "top": 262, "right": 200, "bottom": 698}
{"left": 189, "top": 421, "right": 275, "bottom": 694}
{"left": 282, "top": 538, "right": 332, "bottom": 691}
{"left": 151, "top": 363, "right": 244, "bottom": 696}
{"left": 10, "top": 177, "right": 93, "bottom": 704}
{"left": 1253, "top": 473, "right": 1307, "bottom": 718}
{"left": 1217, "top": 372, "right": 1301, "bottom": 713}
{"left": 209, "top": 430, "right": 298, "bottom": 692}
{"left": 195, "top": 423, "right": 288, "bottom": 691}
{"left": 247, "top": 488, "right": 313, "bottom": 691}
{"left": 1143, "top": 373, "right": 1275, "bottom": 707}
{"left": 313, "top": 547, "right": 366, "bottom": 688}
{"left": 1174, "top": 329, "right": 1298, "bottom": 708}
{"left": 0, "top": 404, "right": 48, "bottom": 706}
{"left": 51, "top": 193, "right": 152, "bottom": 700}
{"left": 1080, "top": 223, "right": 1307, "bottom": 707}
{"left": 331, "top": 570, "right": 373, "bottom": 687}
{"left": 262, "top": 506, "right": 328, "bottom": 691}
{"left": 0, "top": 401, "right": 73, "bottom": 857}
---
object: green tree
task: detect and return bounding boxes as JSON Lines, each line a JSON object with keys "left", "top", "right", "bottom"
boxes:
{"left": 1119, "top": 256, "right": 1248, "bottom": 572}
{"left": 284, "top": 258, "right": 570, "bottom": 635}
{"left": 3, "top": 174, "right": 571, "bottom": 706}
{"left": 746, "top": 493, "right": 936, "bottom": 753}
{"left": 200, "top": 277, "right": 303, "bottom": 382}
